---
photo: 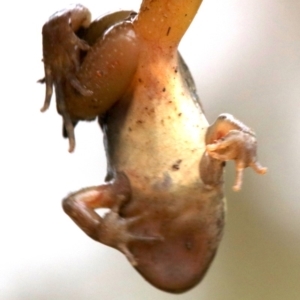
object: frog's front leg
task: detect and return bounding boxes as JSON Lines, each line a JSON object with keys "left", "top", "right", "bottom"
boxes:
{"left": 201, "top": 114, "right": 267, "bottom": 191}
{"left": 62, "top": 173, "right": 160, "bottom": 266}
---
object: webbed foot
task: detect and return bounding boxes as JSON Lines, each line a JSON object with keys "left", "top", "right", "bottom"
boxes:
{"left": 39, "top": 4, "right": 93, "bottom": 152}
{"left": 62, "top": 172, "right": 162, "bottom": 266}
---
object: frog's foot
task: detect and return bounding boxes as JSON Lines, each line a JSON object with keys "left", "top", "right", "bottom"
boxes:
{"left": 102, "top": 212, "right": 163, "bottom": 266}
{"left": 39, "top": 5, "right": 94, "bottom": 152}
{"left": 62, "top": 172, "right": 162, "bottom": 265}
{"left": 206, "top": 114, "right": 267, "bottom": 191}
{"left": 39, "top": 69, "right": 76, "bottom": 153}
{"left": 40, "top": 4, "right": 92, "bottom": 113}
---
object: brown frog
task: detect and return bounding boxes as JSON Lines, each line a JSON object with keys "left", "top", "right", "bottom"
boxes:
{"left": 39, "top": 0, "right": 267, "bottom": 293}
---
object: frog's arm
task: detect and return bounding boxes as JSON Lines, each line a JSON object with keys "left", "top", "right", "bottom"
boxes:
{"left": 39, "top": 5, "right": 139, "bottom": 152}
{"left": 201, "top": 114, "right": 267, "bottom": 191}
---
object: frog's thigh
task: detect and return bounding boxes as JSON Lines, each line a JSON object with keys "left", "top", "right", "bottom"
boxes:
{"left": 78, "top": 21, "right": 140, "bottom": 111}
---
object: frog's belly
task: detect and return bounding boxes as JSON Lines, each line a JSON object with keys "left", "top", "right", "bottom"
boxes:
{"left": 104, "top": 92, "right": 224, "bottom": 292}
{"left": 104, "top": 84, "right": 208, "bottom": 182}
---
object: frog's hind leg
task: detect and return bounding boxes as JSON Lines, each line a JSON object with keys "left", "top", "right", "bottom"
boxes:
{"left": 39, "top": 4, "right": 93, "bottom": 152}
{"left": 40, "top": 4, "right": 92, "bottom": 107}
{"left": 39, "top": 6, "right": 140, "bottom": 152}
{"left": 62, "top": 172, "right": 160, "bottom": 266}
{"left": 204, "top": 113, "right": 267, "bottom": 191}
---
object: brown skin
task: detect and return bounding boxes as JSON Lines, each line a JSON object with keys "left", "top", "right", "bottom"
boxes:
{"left": 40, "top": 1, "right": 267, "bottom": 293}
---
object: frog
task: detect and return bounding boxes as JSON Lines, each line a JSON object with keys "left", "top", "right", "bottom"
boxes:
{"left": 39, "top": 0, "right": 267, "bottom": 293}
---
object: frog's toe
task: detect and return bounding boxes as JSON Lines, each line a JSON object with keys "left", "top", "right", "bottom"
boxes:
{"left": 123, "top": 215, "right": 164, "bottom": 243}
{"left": 39, "top": 66, "right": 54, "bottom": 113}
{"left": 67, "top": 74, "right": 93, "bottom": 97}
{"left": 119, "top": 232, "right": 163, "bottom": 266}
{"left": 251, "top": 161, "right": 268, "bottom": 175}
{"left": 103, "top": 212, "right": 163, "bottom": 266}
{"left": 76, "top": 38, "right": 90, "bottom": 52}
{"left": 118, "top": 243, "right": 138, "bottom": 266}
{"left": 232, "top": 167, "right": 243, "bottom": 191}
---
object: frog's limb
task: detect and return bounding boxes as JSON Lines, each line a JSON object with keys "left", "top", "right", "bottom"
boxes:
{"left": 72, "top": 21, "right": 139, "bottom": 117}
{"left": 79, "top": 11, "right": 136, "bottom": 46}
{"left": 62, "top": 173, "right": 160, "bottom": 266}
{"left": 39, "top": 4, "right": 92, "bottom": 151}
{"left": 40, "top": 6, "right": 139, "bottom": 152}
{"left": 40, "top": 4, "right": 92, "bottom": 112}
{"left": 204, "top": 113, "right": 267, "bottom": 191}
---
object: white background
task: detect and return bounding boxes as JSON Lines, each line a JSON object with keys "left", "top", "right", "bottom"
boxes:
{"left": 1, "top": 0, "right": 300, "bottom": 299}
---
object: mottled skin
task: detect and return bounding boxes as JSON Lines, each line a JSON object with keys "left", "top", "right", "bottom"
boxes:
{"left": 39, "top": 0, "right": 267, "bottom": 293}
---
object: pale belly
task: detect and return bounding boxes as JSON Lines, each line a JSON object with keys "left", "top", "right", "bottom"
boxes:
{"left": 101, "top": 60, "right": 225, "bottom": 293}
{"left": 104, "top": 78, "right": 208, "bottom": 185}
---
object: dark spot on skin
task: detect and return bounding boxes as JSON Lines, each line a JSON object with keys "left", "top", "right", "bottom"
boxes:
{"left": 168, "top": 101, "right": 172, "bottom": 104}
{"left": 178, "top": 113, "right": 182, "bottom": 117}
{"left": 185, "top": 241, "right": 193, "bottom": 250}
{"left": 138, "top": 78, "right": 142, "bottom": 83}
{"left": 128, "top": 127, "right": 132, "bottom": 131}
{"left": 136, "top": 120, "right": 143, "bottom": 124}
{"left": 152, "top": 172, "right": 172, "bottom": 190}
{"left": 174, "top": 67, "right": 178, "bottom": 73}
{"left": 145, "top": 107, "right": 155, "bottom": 115}
{"left": 166, "top": 26, "right": 171, "bottom": 36}
{"left": 172, "top": 159, "right": 182, "bottom": 171}
{"left": 162, "top": 87, "right": 166, "bottom": 92}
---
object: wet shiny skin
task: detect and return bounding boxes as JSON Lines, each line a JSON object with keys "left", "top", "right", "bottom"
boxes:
{"left": 39, "top": 0, "right": 266, "bottom": 293}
